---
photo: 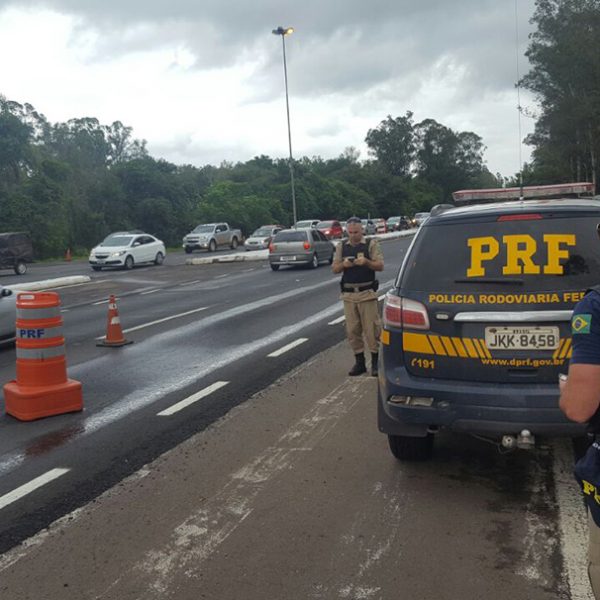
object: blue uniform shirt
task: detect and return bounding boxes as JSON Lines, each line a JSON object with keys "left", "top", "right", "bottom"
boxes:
{"left": 570, "top": 290, "right": 600, "bottom": 365}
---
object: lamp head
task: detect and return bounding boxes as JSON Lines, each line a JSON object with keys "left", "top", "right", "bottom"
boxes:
{"left": 272, "top": 26, "right": 294, "bottom": 36}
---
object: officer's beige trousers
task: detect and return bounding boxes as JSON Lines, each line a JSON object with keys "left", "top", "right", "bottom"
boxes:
{"left": 343, "top": 298, "right": 380, "bottom": 354}
{"left": 590, "top": 512, "right": 600, "bottom": 598}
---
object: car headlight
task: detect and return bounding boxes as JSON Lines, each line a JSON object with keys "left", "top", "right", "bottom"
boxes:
{"left": 110, "top": 250, "right": 126, "bottom": 257}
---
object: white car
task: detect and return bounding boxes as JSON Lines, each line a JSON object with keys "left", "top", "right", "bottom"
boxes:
{"left": 89, "top": 232, "right": 166, "bottom": 271}
{"left": 0, "top": 287, "right": 17, "bottom": 346}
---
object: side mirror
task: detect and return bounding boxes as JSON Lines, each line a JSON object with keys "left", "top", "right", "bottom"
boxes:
{"left": 1, "top": 289, "right": 13, "bottom": 297}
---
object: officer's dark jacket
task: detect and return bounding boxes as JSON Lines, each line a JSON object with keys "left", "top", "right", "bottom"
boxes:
{"left": 341, "top": 240, "right": 376, "bottom": 285}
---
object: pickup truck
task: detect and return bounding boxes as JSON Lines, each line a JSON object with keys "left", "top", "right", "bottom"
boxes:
{"left": 182, "top": 223, "right": 243, "bottom": 253}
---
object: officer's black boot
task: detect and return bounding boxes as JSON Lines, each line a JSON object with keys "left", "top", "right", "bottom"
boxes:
{"left": 348, "top": 352, "right": 367, "bottom": 376}
{"left": 371, "top": 352, "right": 379, "bottom": 377}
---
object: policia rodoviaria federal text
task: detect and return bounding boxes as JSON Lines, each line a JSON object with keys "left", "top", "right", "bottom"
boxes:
{"left": 332, "top": 217, "right": 384, "bottom": 376}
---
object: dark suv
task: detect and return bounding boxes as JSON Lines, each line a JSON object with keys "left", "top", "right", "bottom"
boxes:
{"left": 379, "top": 189, "right": 600, "bottom": 460}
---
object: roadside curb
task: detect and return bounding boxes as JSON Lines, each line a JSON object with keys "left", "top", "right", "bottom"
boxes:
{"left": 5, "top": 276, "right": 91, "bottom": 292}
{"left": 185, "top": 230, "right": 416, "bottom": 266}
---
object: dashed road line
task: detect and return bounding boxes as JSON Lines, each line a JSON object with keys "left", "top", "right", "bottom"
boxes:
{"left": 0, "top": 468, "right": 70, "bottom": 511}
{"left": 179, "top": 280, "right": 202, "bottom": 286}
{"left": 214, "top": 274, "right": 229, "bottom": 279}
{"left": 92, "top": 299, "right": 111, "bottom": 306}
{"left": 268, "top": 338, "right": 309, "bottom": 357}
{"left": 95, "top": 306, "right": 209, "bottom": 339}
{"left": 140, "top": 289, "right": 160, "bottom": 295}
{"left": 157, "top": 381, "right": 230, "bottom": 416}
{"left": 328, "top": 316, "right": 345, "bottom": 325}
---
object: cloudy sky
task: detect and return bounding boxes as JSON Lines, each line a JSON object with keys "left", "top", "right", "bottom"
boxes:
{"left": 0, "top": 0, "right": 538, "bottom": 177}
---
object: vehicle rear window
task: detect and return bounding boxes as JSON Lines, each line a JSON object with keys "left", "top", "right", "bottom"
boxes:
{"left": 318, "top": 221, "right": 334, "bottom": 227}
{"left": 274, "top": 231, "right": 307, "bottom": 242}
{"left": 401, "top": 214, "right": 600, "bottom": 293}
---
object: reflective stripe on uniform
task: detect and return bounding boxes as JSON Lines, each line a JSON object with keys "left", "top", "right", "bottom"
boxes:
{"left": 16, "top": 307, "right": 60, "bottom": 320}
{"left": 16, "top": 344, "right": 66, "bottom": 360}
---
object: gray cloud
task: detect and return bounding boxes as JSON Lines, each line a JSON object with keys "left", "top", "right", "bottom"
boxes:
{"left": 5, "top": 0, "right": 536, "bottom": 98}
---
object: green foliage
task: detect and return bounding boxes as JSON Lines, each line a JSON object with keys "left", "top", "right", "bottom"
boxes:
{"left": 0, "top": 93, "right": 506, "bottom": 258}
{"left": 521, "top": 0, "right": 600, "bottom": 187}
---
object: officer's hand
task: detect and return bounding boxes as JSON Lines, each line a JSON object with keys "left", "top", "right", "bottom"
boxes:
{"left": 354, "top": 256, "right": 367, "bottom": 266}
{"left": 343, "top": 258, "right": 355, "bottom": 268}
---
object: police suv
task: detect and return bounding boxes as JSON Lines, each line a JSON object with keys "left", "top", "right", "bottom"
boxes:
{"left": 379, "top": 183, "right": 598, "bottom": 460}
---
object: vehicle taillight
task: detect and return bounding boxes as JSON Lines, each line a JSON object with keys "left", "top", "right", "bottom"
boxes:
{"left": 324, "top": 229, "right": 331, "bottom": 235}
{"left": 269, "top": 244, "right": 275, "bottom": 252}
{"left": 383, "top": 295, "right": 430, "bottom": 330}
{"left": 303, "top": 242, "right": 311, "bottom": 250}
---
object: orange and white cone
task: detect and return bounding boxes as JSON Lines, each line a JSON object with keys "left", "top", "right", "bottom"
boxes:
{"left": 97, "top": 295, "right": 133, "bottom": 347}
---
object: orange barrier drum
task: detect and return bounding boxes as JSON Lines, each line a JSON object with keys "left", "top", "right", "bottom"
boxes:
{"left": 3, "top": 292, "right": 83, "bottom": 421}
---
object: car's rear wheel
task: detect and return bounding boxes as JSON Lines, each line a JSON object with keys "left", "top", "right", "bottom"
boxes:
{"left": 310, "top": 253, "right": 319, "bottom": 269}
{"left": 124, "top": 255, "right": 134, "bottom": 270}
{"left": 154, "top": 252, "right": 164, "bottom": 265}
{"left": 270, "top": 264, "right": 280, "bottom": 271}
{"left": 209, "top": 239, "right": 217, "bottom": 252}
{"left": 230, "top": 237, "right": 238, "bottom": 250}
{"left": 14, "top": 261, "right": 27, "bottom": 275}
{"left": 184, "top": 247, "right": 193, "bottom": 254}
{"left": 388, "top": 434, "right": 434, "bottom": 461}
{"left": 91, "top": 266, "right": 102, "bottom": 272}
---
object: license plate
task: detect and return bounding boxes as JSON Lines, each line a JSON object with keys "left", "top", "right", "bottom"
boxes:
{"left": 280, "top": 256, "right": 296, "bottom": 262}
{"left": 485, "top": 326, "right": 560, "bottom": 350}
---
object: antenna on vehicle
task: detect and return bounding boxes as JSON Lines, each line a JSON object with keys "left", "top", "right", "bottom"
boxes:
{"left": 514, "top": 0, "right": 524, "bottom": 200}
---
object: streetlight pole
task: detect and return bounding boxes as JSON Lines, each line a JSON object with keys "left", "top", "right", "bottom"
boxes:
{"left": 272, "top": 25, "right": 297, "bottom": 228}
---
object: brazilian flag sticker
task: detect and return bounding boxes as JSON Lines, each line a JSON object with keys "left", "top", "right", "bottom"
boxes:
{"left": 572, "top": 314, "right": 592, "bottom": 334}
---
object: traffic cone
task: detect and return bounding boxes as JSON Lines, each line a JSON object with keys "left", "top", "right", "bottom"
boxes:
{"left": 96, "top": 295, "right": 133, "bottom": 347}
{"left": 65, "top": 248, "right": 72, "bottom": 262}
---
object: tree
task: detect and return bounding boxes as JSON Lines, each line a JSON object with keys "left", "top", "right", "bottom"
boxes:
{"left": 365, "top": 113, "right": 416, "bottom": 177}
{"left": 521, "top": 0, "right": 600, "bottom": 188}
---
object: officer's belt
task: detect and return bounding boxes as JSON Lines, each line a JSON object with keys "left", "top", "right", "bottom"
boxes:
{"left": 342, "top": 282, "right": 376, "bottom": 293}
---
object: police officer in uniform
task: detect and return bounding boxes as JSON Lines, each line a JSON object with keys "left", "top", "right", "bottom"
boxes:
{"left": 559, "top": 284, "right": 600, "bottom": 599}
{"left": 332, "top": 217, "right": 384, "bottom": 376}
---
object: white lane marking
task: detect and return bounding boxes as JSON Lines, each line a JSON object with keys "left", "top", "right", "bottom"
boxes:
{"left": 92, "top": 299, "right": 110, "bottom": 306}
{"left": 214, "top": 274, "right": 229, "bottom": 279}
{"left": 0, "top": 283, "right": 343, "bottom": 478}
{"left": 95, "top": 306, "right": 209, "bottom": 339}
{"left": 60, "top": 309, "right": 70, "bottom": 313}
{"left": 553, "top": 439, "right": 595, "bottom": 599}
{"left": 107, "top": 377, "right": 371, "bottom": 596}
{"left": 0, "top": 468, "right": 70, "bottom": 511}
{"left": 179, "top": 279, "right": 202, "bottom": 286}
{"left": 267, "top": 338, "right": 308, "bottom": 357}
{"left": 328, "top": 315, "right": 345, "bottom": 325}
{"left": 157, "top": 381, "right": 229, "bottom": 416}
{"left": 242, "top": 268, "right": 255, "bottom": 272}
{"left": 141, "top": 289, "right": 160, "bottom": 295}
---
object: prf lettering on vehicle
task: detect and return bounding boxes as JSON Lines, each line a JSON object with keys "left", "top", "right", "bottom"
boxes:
{"left": 467, "top": 234, "right": 576, "bottom": 277}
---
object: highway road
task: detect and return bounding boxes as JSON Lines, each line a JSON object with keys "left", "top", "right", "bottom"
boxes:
{"left": 0, "top": 239, "right": 408, "bottom": 551}
{"left": 0, "top": 236, "right": 592, "bottom": 599}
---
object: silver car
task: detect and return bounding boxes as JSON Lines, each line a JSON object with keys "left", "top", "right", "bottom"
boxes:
{"left": 0, "top": 287, "right": 17, "bottom": 346}
{"left": 269, "top": 229, "right": 334, "bottom": 271}
{"left": 244, "top": 225, "right": 284, "bottom": 251}
{"left": 361, "top": 219, "right": 377, "bottom": 235}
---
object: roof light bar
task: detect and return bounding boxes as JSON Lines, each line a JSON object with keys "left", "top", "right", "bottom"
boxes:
{"left": 452, "top": 182, "right": 595, "bottom": 205}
